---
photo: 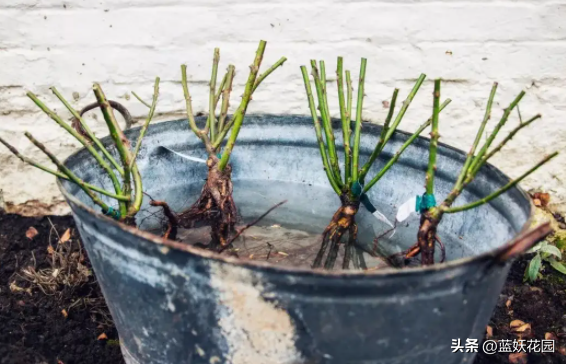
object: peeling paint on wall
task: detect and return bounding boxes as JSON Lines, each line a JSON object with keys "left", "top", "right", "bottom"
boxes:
{"left": 209, "top": 263, "right": 304, "bottom": 364}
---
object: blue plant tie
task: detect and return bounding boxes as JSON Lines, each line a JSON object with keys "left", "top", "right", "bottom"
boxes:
{"left": 360, "top": 193, "right": 376, "bottom": 213}
{"left": 351, "top": 180, "right": 363, "bottom": 197}
{"left": 416, "top": 193, "right": 436, "bottom": 213}
{"left": 102, "top": 206, "right": 121, "bottom": 220}
{"left": 350, "top": 179, "right": 377, "bottom": 213}
{"left": 217, "top": 153, "right": 222, "bottom": 159}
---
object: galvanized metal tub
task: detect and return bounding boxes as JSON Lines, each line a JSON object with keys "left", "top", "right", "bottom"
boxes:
{"left": 58, "top": 115, "right": 532, "bottom": 364}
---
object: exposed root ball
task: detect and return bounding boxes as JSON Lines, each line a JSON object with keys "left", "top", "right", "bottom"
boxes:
{"left": 312, "top": 195, "right": 361, "bottom": 270}
{"left": 178, "top": 156, "right": 237, "bottom": 251}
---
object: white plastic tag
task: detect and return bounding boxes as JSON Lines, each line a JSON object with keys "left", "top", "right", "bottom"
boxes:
{"left": 159, "top": 146, "right": 207, "bottom": 164}
{"left": 396, "top": 195, "right": 417, "bottom": 222}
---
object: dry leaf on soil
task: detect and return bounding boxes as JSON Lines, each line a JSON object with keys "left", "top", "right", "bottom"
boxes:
{"left": 514, "top": 323, "right": 532, "bottom": 333}
{"left": 97, "top": 333, "right": 108, "bottom": 340}
{"left": 59, "top": 228, "right": 71, "bottom": 243}
{"left": 25, "top": 226, "right": 38, "bottom": 239}
{"left": 533, "top": 192, "right": 550, "bottom": 207}
{"left": 510, "top": 320, "right": 526, "bottom": 328}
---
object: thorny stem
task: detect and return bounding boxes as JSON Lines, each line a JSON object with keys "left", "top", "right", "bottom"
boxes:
{"left": 93, "top": 83, "right": 144, "bottom": 215}
{"left": 426, "top": 79, "right": 441, "bottom": 195}
{"left": 363, "top": 98, "right": 452, "bottom": 193}
{"left": 359, "top": 88, "right": 398, "bottom": 182}
{"left": 252, "top": 57, "right": 287, "bottom": 93}
{"left": 217, "top": 65, "right": 235, "bottom": 138}
{"left": 346, "top": 70, "right": 353, "bottom": 123}
{"left": 319, "top": 61, "right": 333, "bottom": 147}
{"left": 467, "top": 91, "right": 526, "bottom": 177}
{"left": 208, "top": 48, "right": 220, "bottom": 142}
{"left": 310, "top": 60, "right": 342, "bottom": 185}
{"left": 0, "top": 136, "right": 130, "bottom": 201}
{"left": 50, "top": 87, "right": 124, "bottom": 176}
{"left": 336, "top": 57, "right": 351, "bottom": 184}
{"left": 26, "top": 91, "right": 126, "bottom": 214}
{"left": 448, "top": 83, "right": 498, "bottom": 204}
{"left": 217, "top": 40, "right": 266, "bottom": 171}
{"left": 482, "top": 114, "right": 541, "bottom": 163}
{"left": 301, "top": 66, "right": 341, "bottom": 194}
{"left": 181, "top": 64, "right": 214, "bottom": 154}
{"left": 132, "top": 91, "right": 151, "bottom": 108}
{"left": 359, "top": 74, "right": 426, "bottom": 181}
{"left": 443, "top": 152, "right": 558, "bottom": 214}
{"left": 24, "top": 132, "right": 111, "bottom": 211}
{"left": 383, "top": 75, "right": 426, "bottom": 146}
{"left": 212, "top": 54, "right": 286, "bottom": 151}
{"left": 215, "top": 72, "right": 228, "bottom": 107}
{"left": 130, "top": 77, "right": 160, "bottom": 169}
{"left": 351, "top": 57, "right": 367, "bottom": 184}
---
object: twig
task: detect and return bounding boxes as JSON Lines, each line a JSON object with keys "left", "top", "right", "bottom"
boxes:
{"left": 346, "top": 70, "right": 353, "bottom": 122}
{"left": 445, "top": 83, "right": 498, "bottom": 206}
{"left": 481, "top": 114, "right": 541, "bottom": 164}
{"left": 467, "top": 91, "right": 526, "bottom": 176}
{"left": 218, "top": 40, "right": 267, "bottom": 171}
{"left": 443, "top": 152, "right": 558, "bottom": 214}
{"left": 383, "top": 74, "right": 427, "bottom": 147}
{"left": 363, "top": 98, "right": 452, "bottom": 193}
{"left": 301, "top": 66, "right": 341, "bottom": 194}
{"left": 213, "top": 56, "right": 287, "bottom": 150}
{"left": 426, "top": 79, "right": 441, "bottom": 195}
{"left": 208, "top": 48, "right": 220, "bottom": 141}
{"left": 131, "top": 91, "right": 151, "bottom": 108}
{"left": 351, "top": 57, "right": 368, "bottom": 184}
{"left": 220, "top": 200, "right": 287, "bottom": 251}
{"left": 130, "top": 77, "right": 160, "bottom": 169}
{"left": 0, "top": 136, "right": 129, "bottom": 201}
{"left": 50, "top": 87, "right": 124, "bottom": 175}
{"left": 310, "top": 60, "right": 342, "bottom": 185}
{"left": 266, "top": 242, "right": 274, "bottom": 261}
{"left": 25, "top": 132, "right": 110, "bottom": 211}
{"left": 181, "top": 64, "right": 214, "bottom": 154}
{"left": 336, "top": 57, "right": 351, "bottom": 184}
{"left": 215, "top": 72, "right": 228, "bottom": 107}
{"left": 217, "top": 65, "right": 235, "bottom": 138}
{"left": 253, "top": 57, "right": 287, "bottom": 92}
{"left": 93, "top": 83, "right": 143, "bottom": 215}
{"left": 359, "top": 74, "right": 427, "bottom": 182}
{"left": 27, "top": 91, "right": 126, "bottom": 214}
{"left": 359, "top": 88, "right": 399, "bottom": 182}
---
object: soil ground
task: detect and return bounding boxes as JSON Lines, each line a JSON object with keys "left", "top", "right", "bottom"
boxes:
{"left": 0, "top": 213, "right": 123, "bottom": 364}
{"left": 1, "top": 212, "right": 565, "bottom": 364}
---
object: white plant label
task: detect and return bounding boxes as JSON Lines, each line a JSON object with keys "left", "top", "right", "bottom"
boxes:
{"left": 396, "top": 195, "right": 417, "bottom": 222}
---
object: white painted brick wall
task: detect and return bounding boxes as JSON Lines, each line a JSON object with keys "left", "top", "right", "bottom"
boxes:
{"left": 1, "top": 0, "right": 565, "bottom": 214}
